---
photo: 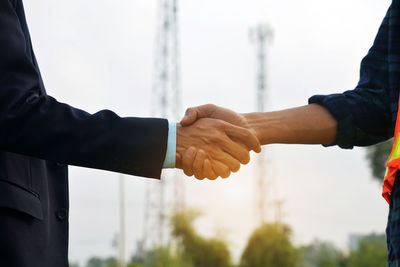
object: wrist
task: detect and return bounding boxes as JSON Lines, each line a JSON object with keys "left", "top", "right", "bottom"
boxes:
{"left": 176, "top": 123, "right": 189, "bottom": 156}
{"left": 243, "top": 112, "right": 278, "bottom": 145}
{"left": 243, "top": 112, "right": 263, "bottom": 144}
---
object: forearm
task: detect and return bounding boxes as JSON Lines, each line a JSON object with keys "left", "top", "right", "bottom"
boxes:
{"left": 243, "top": 104, "right": 337, "bottom": 146}
{"left": 0, "top": 94, "right": 169, "bottom": 178}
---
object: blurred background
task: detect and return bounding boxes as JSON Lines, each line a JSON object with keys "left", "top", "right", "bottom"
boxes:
{"left": 23, "top": 0, "right": 392, "bottom": 266}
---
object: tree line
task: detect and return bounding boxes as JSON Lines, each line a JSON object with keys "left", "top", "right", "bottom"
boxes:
{"left": 71, "top": 210, "right": 387, "bottom": 267}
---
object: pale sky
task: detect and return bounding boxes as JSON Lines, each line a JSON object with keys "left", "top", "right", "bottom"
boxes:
{"left": 23, "top": 0, "right": 391, "bottom": 265}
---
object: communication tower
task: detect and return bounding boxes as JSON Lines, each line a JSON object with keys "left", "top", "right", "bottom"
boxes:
{"left": 249, "top": 24, "right": 274, "bottom": 224}
{"left": 142, "top": 0, "right": 184, "bottom": 251}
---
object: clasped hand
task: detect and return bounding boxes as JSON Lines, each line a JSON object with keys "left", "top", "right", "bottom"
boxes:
{"left": 176, "top": 104, "right": 261, "bottom": 180}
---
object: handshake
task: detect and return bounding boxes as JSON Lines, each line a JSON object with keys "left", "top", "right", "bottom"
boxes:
{"left": 175, "top": 104, "right": 262, "bottom": 180}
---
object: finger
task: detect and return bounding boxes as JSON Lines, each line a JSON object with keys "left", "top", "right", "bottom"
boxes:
{"left": 225, "top": 125, "right": 261, "bottom": 153}
{"left": 193, "top": 149, "right": 207, "bottom": 180}
{"left": 220, "top": 137, "right": 251, "bottom": 164}
{"left": 212, "top": 160, "right": 231, "bottom": 178}
{"left": 209, "top": 147, "right": 241, "bottom": 172}
{"left": 180, "top": 104, "right": 216, "bottom": 126}
{"left": 203, "top": 159, "right": 217, "bottom": 180}
{"left": 176, "top": 153, "right": 182, "bottom": 169}
{"left": 182, "top": 147, "right": 197, "bottom": 176}
{"left": 180, "top": 108, "right": 198, "bottom": 126}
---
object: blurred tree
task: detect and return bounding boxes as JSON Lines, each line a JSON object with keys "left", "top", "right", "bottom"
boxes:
{"left": 346, "top": 233, "right": 387, "bottom": 267}
{"left": 129, "top": 247, "right": 191, "bottom": 267}
{"left": 366, "top": 139, "right": 393, "bottom": 182}
{"left": 171, "top": 210, "right": 232, "bottom": 267}
{"left": 86, "top": 257, "right": 103, "bottom": 267}
{"left": 69, "top": 263, "right": 80, "bottom": 267}
{"left": 299, "top": 240, "right": 346, "bottom": 267}
{"left": 240, "top": 223, "right": 298, "bottom": 267}
{"left": 86, "top": 256, "right": 117, "bottom": 267}
{"left": 103, "top": 257, "right": 118, "bottom": 267}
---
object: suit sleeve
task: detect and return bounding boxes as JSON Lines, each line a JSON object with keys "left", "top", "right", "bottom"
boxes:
{"left": 309, "top": 4, "right": 395, "bottom": 149}
{"left": 0, "top": 0, "right": 168, "bottom": 178}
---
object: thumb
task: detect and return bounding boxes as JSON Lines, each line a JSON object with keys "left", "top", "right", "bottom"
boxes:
{"left": 180, "top": 107, "right": 198, "bottom": 126}
{"left": 180, "top": 104, "right": 216, "bottom": 126}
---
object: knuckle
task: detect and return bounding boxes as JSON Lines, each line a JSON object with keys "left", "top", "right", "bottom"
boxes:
{"left": 212, "top": 135, "right": 224, "bottom": 144}
{"left": 206, "top": 103, "right": 216, "bottom": 110}
{"left": 242, "top": 129, "right": 253, "bottom": 139}
{"left": 182, "top": 153, "right": 193, "bottom": 164}
{"left": 245, "top": 139, "right": 258, "bottom": 150}
{"left": 197, "top": 150, "right": 207, "bottom": 159}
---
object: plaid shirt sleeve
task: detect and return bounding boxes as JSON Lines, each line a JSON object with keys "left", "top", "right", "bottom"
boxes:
{"left": 309, "top": 2, "right": 399, "bottom": 149}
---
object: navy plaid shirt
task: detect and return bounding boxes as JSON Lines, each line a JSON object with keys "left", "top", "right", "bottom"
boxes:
{"left": 309, "top": 1, "right": 400, "bottom": 149}
{"left": 309, "top": 2, "right": 400, "bottom": 265}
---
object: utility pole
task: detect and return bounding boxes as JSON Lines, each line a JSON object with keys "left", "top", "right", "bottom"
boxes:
{"left": 142, "top": 0, "right": 183, "bottom": 251}
{"left": 274, "top": 199, "right": 285, "bottom": 223}
{"left": 118, "top": 174, "right": 126, "bottom": 267}
{"left": 249, "top": 24, "right": 273, "bottom": 224}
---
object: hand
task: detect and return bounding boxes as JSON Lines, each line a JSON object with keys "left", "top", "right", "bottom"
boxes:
{"left": 181, "top": 104, "right": 251, "bottom": 130}
{"left": 176, "top": 148, "right": 221, "bottom": 179}
{"left": 177, "top": 104, "right": 261, "bottom": 178}
{"left": 175, "top": 118, "right": 261, "bottom": 180}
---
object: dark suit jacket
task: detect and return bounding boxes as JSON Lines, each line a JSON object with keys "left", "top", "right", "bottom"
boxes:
{"left": 0, "top": 0, "right": 168, "bottom": 266}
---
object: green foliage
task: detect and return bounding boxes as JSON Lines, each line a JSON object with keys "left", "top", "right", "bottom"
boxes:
{"left": 86, "top": 257, "right": 104, "bottom": 267}
{"left": 103, "top": 257, "right": 118, "bottom": 267}
{"left": 346, "top": 233, "right": 387, "bottom": 267}
{"left": 130, "top": 247, "right": 191, "bottom": 267}
{"left": 85, "top": 257, "right": 117, "bottom": 267}
{"left": 171, "top": 210, "right": 232, "bottom": 267}
{"left": 240, "top": 223, "right": 298, "bottom": 267}
{"left": 82, "top": 209, "right": 388, "bottom": 267}
{"left": 86, "top": 250, "right": 189, "bottom": 267}
{"left": 69, "top": 263, "right": 80, "bottom": 267}
{"left": 84, "top": 210, "right": 230, "bottom": 267}
{"left": 299, "top": 240, "right": 346, "bottom": 267}
{"left": 366, "top": 139, "right": 393, "bottom": 181}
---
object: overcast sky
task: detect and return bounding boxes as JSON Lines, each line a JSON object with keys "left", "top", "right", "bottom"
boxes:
{"left": 24, "top": 0, "right": 392, "bottom": 265}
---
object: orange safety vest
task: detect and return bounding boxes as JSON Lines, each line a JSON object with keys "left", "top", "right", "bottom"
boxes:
{"left": 383, "top": 95, "right": 400, "bottom": 203}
